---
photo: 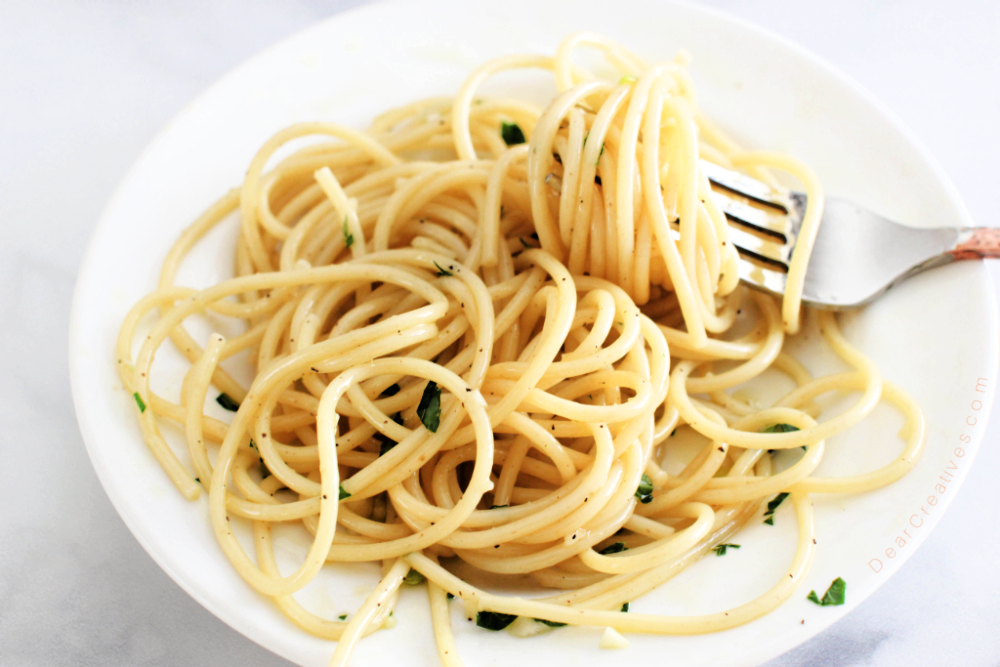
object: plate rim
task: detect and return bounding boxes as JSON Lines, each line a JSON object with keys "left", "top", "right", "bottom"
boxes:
{"left": 68, "top": 1, "right": 1000, "bottom": 665}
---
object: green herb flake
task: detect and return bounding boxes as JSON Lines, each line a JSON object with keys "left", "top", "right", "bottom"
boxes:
{"left": 764, "top": 492, "right": 790, "bottom": 517}
{"left": 476, "top": 611, "right": 517, "bottom": 631}
{"left": 599, "top": 542, "right": 628, "bottom": 555}
{"left": 339, "top": 484, "right": 351, "bottom": 501}
{"left": 378, "top": 438, "right": 395, "bottom": 457}
{"left": 216, "top": 392, "right": 240, "bottom": 412}
{"left": 403, "top": 569, "right": 426, "bottom": 586}
{"left": 380, "top": 383, "right": 401, "bottom": 397}
{"left": 377, "top": 412, "right": 404, "bottom": 456}
{"left": 446, "top": 592, "right": 455, "bottom": 600}
{"left": 635, "top": 473, "right": 654, "bottom": 504}
{"left": 133, "top": 392, "right": 146, "bottom": 413}
{"left": 536, "top": 618, "right": 567, "bottom": 627}
{"left": 807, "top": 577, "right": 846, "bottom": 606}
{"left": 621, "top": 602, "right": 630, "bottom": 613}
{"left": 490, "top": 505, "right": 509, "bottom": 510}
{"left": 417, "top": 381, "right": 442, "bottom": 433}
{"left": 433, "top": 261, "right": 453, "bottom": 277}
{"left": 194, "top": 477, "right": 201, "bottom": 485}
{"left": 763, "top": 423, "right": 800, "bottom": 433}
{"left": 619, "top": 75, "right": 637, "bottom": 85}
{"left": 500, "top": 121, "right": 525, "bottom": 146}
{"left": 596, "top": 142, "right": 605, "bottom": 166}
{"left": 764, "top": 516, "right": 774, "bottom": 526}
{"left": 343, "top": 217, "right": 354, "bottom": 249}
{"left": 712, "top": 543, "right": 741, "bottom": 557}
{"left": 338, "top": 614, "right": 348, "bottom": 621}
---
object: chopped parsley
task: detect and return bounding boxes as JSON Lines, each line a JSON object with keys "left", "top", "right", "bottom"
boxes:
{"left": 489, "top": 505, "right": 509, "bottom": 509}
{"left": 807, "top": 577, "right": 846, "bottom": 606}
{"left": 377, "top": 412, "right": 404, "bottom": 456}
{"left": 596, "top": 142, "right": 605, "bottom": 166}
{"left": 764, "top": 492, "right": 789, "bottom": 519}
{"left": 635, "top": 473, "right": 654, "bottom": 504}
{"left": 248, "top": 439, "right": 268, "bottom": 477}
{"left": 403, "top": 569, "right": 426, "bottom": 586}
{"left": 338, "top": 614, "right": 348, "bottom": 621}
{"left": 339, "top": 484, "right": 351, "bottom": 501}
{"left": 433, "top": 261, "right": 452, "bottom": 277}
{"left": 380, "top": 383, "right": 401, "bottom": 397}
{"left": 133, "top": 392, "right": 146, "bottom": 413}
{"left": 763, "top": 423, "right": 799, "bottom": 433}
{"left": 446, "top": 592, "right": 455, "bottom": 600}
{"left": 500, "top": 121, "right": 525, "bottom": 146}
{"left": 712, "top": 543, "right": 741, "bottom": 557}
{"left": 762, "top": 492, "right": 790, "bottom": 524}
{"left": 621, "top": 602, "right": 630, "bottom": 613}
{"left": 536, "top": 618, "right": 567, "bottom": 627}
{"left": 476, "top": 611, "right": 517, "bottom": 630}
{"left": 599, "top": 542, "right": 628, "bottom": 555}
{"left": 194, "top": 477, "right": 201, "bottom": 485}
{"left": 763, "top": 423, "right": 808, "bottom": 450}
{"left": 216, "top": 392, "right": 240, "bottom": 412}
{"left": 342, "top": 217, "right": 354, "bottom": 249}
{"left": 417, "top": 381, "right": 442, "bottom": 432}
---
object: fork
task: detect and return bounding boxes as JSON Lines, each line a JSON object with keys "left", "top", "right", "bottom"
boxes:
{"left": 699, "top": 160, "right": 1000, "bottom": 308}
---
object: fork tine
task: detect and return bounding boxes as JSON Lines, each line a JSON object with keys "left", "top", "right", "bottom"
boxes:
{"left": 699, "top": 159, "right": 791, "bottom": 212}
{"left": 667, "top": 211, "right": 789, "bottom": 267}
{"left": 711, "top": 192, "right": 794, "bottom": 242}
{"left": 697, "top": 159, "right": 798, "bottom": 299}
{"left": 726, "top": 224, "right": 791, "bottom": 266}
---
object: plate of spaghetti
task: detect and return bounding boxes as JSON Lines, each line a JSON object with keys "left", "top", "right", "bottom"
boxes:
{"left": 69, "top": 1, "right": 998, "bottom": 665}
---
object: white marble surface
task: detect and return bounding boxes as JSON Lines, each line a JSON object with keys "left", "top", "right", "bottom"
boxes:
{"left": 2, "top": 0, "right": 998, "bottom": 664}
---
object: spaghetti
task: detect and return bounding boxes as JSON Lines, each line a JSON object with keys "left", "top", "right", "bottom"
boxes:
{"left": 116, "top": 33, "right": 925, "bottom": 666}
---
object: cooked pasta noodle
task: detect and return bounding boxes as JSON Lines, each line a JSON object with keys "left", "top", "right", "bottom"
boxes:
{"left": 116, "top": 33, "right": 925, "bottom": 666}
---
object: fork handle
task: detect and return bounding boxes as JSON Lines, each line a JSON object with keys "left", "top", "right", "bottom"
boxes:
{"left": 950, "top": 227, "right": 1000, "bottom": 260}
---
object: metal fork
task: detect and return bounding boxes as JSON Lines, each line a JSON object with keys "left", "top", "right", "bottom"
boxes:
{"left": 700, "top": 160, "right": 1000, "bottom": 308}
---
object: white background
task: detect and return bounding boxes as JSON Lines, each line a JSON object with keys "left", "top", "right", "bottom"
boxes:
{"left": 2, "top": 0, "right": 998, "bottom": 665}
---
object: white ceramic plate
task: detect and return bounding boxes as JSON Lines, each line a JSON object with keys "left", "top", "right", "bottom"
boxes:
{"left": 69, "top": 1, "right": 999, "bottom": 665}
